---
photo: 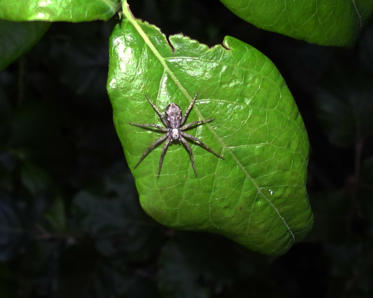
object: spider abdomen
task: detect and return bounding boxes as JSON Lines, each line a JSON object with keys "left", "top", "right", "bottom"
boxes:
{"left": 169, "top": 128, "right": 181, "bottom": 140}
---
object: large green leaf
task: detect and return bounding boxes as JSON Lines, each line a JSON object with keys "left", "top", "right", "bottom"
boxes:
{"left": 0, "top": 0, "right": 120, "bottom": 22}
{"left": 0, "top": 20, "right": 49, "bottom": 71}
{"left": 107, "top": 4, "right": 313, "bottom": 256}
{"left": 220, "top": 0, "right": 373, "bottom": 47}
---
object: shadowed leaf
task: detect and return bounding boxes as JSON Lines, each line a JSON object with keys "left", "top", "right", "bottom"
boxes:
{"left": 0, "top": 20, "right": 49, "bottom": 71}
{"left": 0, "top": 199, "right": 24, "bottom": 261}
{"left": 220, "top": 0, "right": 373, "bottom": 46}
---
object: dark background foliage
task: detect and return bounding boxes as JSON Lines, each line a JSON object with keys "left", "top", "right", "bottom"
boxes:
{"left": 1, "top": 0, "right": 373, "bottom": 297}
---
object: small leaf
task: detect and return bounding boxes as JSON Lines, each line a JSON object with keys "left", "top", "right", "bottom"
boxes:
{"left": 0, "top": 20, "right": 50, "bottom": 71}
{"left": 220, "top": 0, "right": 373, "bottom": 46}
{"left": 107, "top": 5, "right": 313, "bottom": 255}
{"left": 0, "top": 0, "right": 120, "bottom": 22}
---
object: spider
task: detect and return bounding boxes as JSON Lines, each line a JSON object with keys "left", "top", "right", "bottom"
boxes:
{"left": 129, "top": 94, "right": 224, "bottom": 178}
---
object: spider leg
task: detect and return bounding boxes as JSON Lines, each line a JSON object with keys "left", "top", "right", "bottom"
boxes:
{"left": 181, "top": 119, "right": 214, "bottom": 131}
{"left": 181, "top": 93, "right": 197, "bottom": 126}
{"left": 134, "top": 134, "right": 168, "bottom": 169}
{"left": 129, "top": 122, "right": 167, "bottom": 132}
{"left": 145, "top": 96, "right": 168, "bottom": 127}
{"left": 181, "top": 132, "right": 224, "bottom": 160}
{"left": 157, "top": 138, "right": 172, "bottom": 178}
{"left": 180, "top": 136, "right": 197, "bottom": 177}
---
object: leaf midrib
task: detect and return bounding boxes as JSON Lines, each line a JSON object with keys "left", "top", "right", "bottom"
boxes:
{"left": 122, "top": 1, "right": 295, "bottom": 242}
{"left": 351, "top": 0, "right": 362, "bottom": 27}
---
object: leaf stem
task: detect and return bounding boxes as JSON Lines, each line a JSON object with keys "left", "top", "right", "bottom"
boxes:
{"left": 121, "top": 1, "right": 193, "bottom": 104}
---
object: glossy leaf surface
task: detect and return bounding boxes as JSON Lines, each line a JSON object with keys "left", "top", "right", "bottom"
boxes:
{"left": 0, "top": 0, "right": 120, "bottom": 22}
{"left": 220, "top": 0, "right": 373, "bottom": 46}
{"left": 107, "top": 8, "right": 313, "bottom": 255}
{"left": 0, "top": 20, "right": 49, "bottom": 71}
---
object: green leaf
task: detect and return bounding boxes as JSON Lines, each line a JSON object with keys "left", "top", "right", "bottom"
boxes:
{"left": 0, "top": 0, "right": 120, "bottom": 22}
{"left": 106, "top": 4, "right": 313, "bottom": 256}
{"left": 0, "top": 20, "right": 49, "bottom": 71}
{"left": 220, "top": 0, "right": 373, "bottom": 47}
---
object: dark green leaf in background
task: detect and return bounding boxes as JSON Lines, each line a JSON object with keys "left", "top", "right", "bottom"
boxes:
{"left": 357, "top": 0, "right": 373, "bottom": 22}
{"left": 0, "top": 198, "right": 24, "bottom": 261}
{"left": 158, "top": 235, "right": 235, "bottom": 298}
{"left": 0, "top": 0, "right": 120, "bottom": 22}
{"left": 220, "top": 0, "right": 373, "bottom": 47}
{"left": 158, "top": 242, "right": 210, "bottom": 298}
{"left": 316, "top": 74, "right": 373, "bottom": 147}
{"left": 72, "top": 172, "right": 161, "bottom": 261}
{"left": 9, "top": 101, "right": 70, "bottom": 171}
{"left": 20, "top": 161, "right": 56, "bottom": 197}
{"left": 0, "top": 264, "right": 15, "bottom": 297}
{"left": 48, "top": 26, "right": 110, "bottom": 97}
{"left": 44, "top": 197, "right": 66, "bottom": 233}
{"left": 362, "top": 157, "right": 373, "bottom": 236}
{"left": 360, "top": 21, "right": 373, "bottom": 74}
{"left": 0, "top": 87, "right": 11, "bottom": 141}
{"left": 106, "top": 4, "right": 313, "bottom": 256}
{"left": 0, "top": 20, "right": 49, "bottom": 71}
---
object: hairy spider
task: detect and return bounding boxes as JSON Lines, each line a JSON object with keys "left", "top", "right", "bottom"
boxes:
{"left": 129, "top": 94, "right": 224, "bottom": 178}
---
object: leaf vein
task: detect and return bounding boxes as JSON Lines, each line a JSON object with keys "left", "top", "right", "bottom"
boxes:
{"left": 122, "top": 3, "right": 296, "bottom": 243}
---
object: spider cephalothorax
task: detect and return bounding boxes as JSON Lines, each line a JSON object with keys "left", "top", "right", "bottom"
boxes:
{"left": 129, "top": 94, "right": 223, "bottom": 178}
